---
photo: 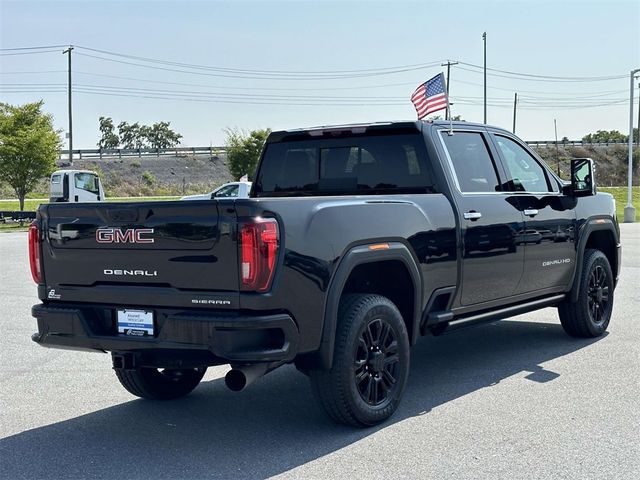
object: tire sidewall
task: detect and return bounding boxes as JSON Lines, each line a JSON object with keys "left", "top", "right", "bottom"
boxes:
{"left": 340, "top": 299, "right": 410, "bottom": 426}
{"left": 578, "top": 251, "right": 614, "bottom": 336}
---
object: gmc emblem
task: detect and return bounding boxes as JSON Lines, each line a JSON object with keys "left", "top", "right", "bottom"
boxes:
{"left": 96, "top": 227, "right": 154, "bottom": 244}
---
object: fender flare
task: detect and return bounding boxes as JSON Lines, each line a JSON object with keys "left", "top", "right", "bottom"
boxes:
{"left": 318, "top": 241, "right": 422, "bottom": 370}
{"left": 569, "top": 218, "right": 619, "bottom": 303}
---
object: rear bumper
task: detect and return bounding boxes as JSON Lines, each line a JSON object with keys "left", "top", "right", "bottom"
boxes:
{"left": 31, "top": 303, "right": 299, "bottom": 364}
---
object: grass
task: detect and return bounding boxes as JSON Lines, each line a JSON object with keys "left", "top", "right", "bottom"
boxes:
{"left": 599, "top": 187, "right": 639, "bottom": 220}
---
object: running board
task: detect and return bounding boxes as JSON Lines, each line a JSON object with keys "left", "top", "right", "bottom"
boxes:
{"left": 425, "top": 294, "right": 566, "bottom": 335}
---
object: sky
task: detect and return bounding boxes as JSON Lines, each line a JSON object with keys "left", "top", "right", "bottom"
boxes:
{"left": 1, "top": 0, "right": 639, "bottom": 149}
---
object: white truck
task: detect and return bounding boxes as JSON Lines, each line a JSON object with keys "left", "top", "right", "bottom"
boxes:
{"left": 49, "top": 169, "right": 105, "bottom": 203}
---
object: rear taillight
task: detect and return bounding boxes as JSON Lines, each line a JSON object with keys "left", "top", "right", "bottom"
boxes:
{"left": 28, "top": 222, "right": 42, "bottom": 284}
{"left": 240, "top": 218, "right": 279, "bottom": 292}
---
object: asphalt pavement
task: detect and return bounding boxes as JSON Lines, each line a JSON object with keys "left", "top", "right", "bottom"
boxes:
{"left": 0, "top": 225, "right": 638, "bottom": 479}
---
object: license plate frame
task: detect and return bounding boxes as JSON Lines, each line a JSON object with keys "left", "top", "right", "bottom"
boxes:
{"left": 117, "top": 309, "right": 154, "bottom": 337}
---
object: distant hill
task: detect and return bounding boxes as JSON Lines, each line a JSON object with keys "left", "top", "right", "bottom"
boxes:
{"left": 533, "top": 145, "right": 638, "bottom": 187}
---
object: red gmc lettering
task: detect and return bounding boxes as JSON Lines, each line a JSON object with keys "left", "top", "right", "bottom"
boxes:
{"left": 96, "top": 228, "right": 154, "bottom": 244}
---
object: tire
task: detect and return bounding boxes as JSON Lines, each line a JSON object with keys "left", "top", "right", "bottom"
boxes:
{"left": 114, "top": 366, "right": 207, "bottom": 400}
{"left": 558, "top": 248, "right": 614, "bottom": 338}
{"left": 310, "top": 294, "right": 410, "bottom": 427}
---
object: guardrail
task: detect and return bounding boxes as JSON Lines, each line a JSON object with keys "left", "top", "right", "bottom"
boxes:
{"left": 60, "top": 146, "right": 226, "bottom": 160}
{"left": 526, "top": 140, "right": 631, "bottom": 147}
{"left": 59, "top": 141, "right": 635, "bottom": 161}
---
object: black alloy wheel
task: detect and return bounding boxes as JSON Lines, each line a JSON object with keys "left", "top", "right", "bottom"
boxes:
{"left": 354, "top": 317, "right": 400, "bottom": 407}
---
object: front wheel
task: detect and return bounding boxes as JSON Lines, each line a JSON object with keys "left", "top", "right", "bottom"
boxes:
{"left": 310, "top": 294, "right": 410, "bottom": 427}
{"left": 114, "top": 366, "right": 207, "bottom": 400}
{"left": 558, "top": 249, "right": 614, "bottom": 338}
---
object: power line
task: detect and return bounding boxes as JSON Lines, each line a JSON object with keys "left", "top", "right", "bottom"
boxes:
{"left": 73, "top": 71, "right": 418, "bottom": 91}
{"left": 456, "top": 65, "right": 626, "bottom": 83}
{"left": 74, "top": 51, "right": 444, "bottom": 80}
{"left": 0, "top": 49, "right": 61, "bottom": 56}
{"left": 75, "top": 45, "right": 444, "bottom": 76}
{"left": 1, "top": 83, "right": 630, "bottom": 106}
{"left": 0, "top": 45, "right": 69, "bottom": 51}
{"left": 457, "top": 61, "right": 627, "bottom": 81}
{"left": 0, "top": 70, "right": 66, "bottom": 75}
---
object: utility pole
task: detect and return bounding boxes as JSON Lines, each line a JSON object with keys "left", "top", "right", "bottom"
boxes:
{"left": 63, "top": 46, "right": 74, "bottom": 165}
{"left": 554, "top": 118, "right": 560, "bottom": 176}
{"left": 512, "top": 93, "right": 517, "bottom": 133}
{"left": 482, "top": 32, "right": 487, "bottom": 124}
{"left": 637, "top": 82, "right": 639, "bottom": 148}
{"left": 441, "top": 60, "right": 458, "bottom": 120}
{"left": 624, "top": 68, "right": 640, "bottom": 223}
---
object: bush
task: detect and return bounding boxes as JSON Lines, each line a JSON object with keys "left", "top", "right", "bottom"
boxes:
{"left": 224, "top": 128, "right": 271, "bottom": 180}
{"left": 141, "top": 170, "right": 156, "bottom": 186}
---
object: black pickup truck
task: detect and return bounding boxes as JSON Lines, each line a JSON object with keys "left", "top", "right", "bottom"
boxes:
{"left": 30, "top": 121, "right": 620, "bottom": 426}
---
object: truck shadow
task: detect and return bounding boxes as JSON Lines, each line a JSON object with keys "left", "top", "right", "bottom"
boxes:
{"left": 0, "top": 319, "right": 605, "bottom": 479}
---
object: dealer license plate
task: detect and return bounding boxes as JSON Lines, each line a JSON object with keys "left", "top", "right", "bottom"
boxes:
{"left": 117, "top": 309, "right": 154, "bottom": 336}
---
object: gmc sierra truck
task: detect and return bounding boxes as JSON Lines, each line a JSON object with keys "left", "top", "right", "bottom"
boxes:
{"left": 29, "top": 121, "right": 620, "bottom": 427}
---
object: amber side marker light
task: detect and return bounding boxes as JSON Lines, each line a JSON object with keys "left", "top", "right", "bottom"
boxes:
{"left": 368, "top": 243, "right": 390, "bottom": 251}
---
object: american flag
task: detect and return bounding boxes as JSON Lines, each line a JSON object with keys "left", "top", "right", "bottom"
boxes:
{"left": 411, "top": 73, "right": 448, "bottom": 119}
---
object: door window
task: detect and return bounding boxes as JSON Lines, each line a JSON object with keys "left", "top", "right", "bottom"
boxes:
{"left": 214, "top": 184, "right": 239, "bottom": 198}
{"left": 74, "top": 173, "right": 100, "bottom": 195}
{"left": 494, "top": 135, "right": 552, "bottom": 193}
{"left": 441, "top": 132, "right": 500, "bottom": 193}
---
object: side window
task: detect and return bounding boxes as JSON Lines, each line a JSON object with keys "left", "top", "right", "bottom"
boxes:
{"left": 214, "top": 185, "right": 239, "bottom": 198}
{"left": 494, "top": 135, "right": 552, "bottom": 193}
{"left": 441, "top": 131, "right": 500, "bottom": 193}
{"left": 74, "top": 173, "right": 100, "bottom": 195}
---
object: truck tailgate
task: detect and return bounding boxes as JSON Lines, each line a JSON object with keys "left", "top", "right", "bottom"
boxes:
{"left": 40, "top": 201, "right": 239, "bottom": 307}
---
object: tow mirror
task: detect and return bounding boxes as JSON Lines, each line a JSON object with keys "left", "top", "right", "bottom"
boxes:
{"left": 564, "top": 158, "right": 596, "bottom": 197}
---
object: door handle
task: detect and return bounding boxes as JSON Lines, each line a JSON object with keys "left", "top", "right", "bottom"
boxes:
{"left": 463, "top": 211, "right": 482, "bottom": 221}
{"left": 524, "top": 209, "right": 539, "bottom": 217}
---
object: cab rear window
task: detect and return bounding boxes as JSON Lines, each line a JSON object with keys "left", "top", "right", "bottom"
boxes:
{"left": 253, "top": 133, "right": 437, "bottom": 197}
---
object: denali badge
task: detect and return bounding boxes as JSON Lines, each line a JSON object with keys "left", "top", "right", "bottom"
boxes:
{"left": 104, "top": 269, "right": 158, "bottom": 276}
{"left": 542, "top": 258, "right": 571, "bottom": 267}
{"left": 96, "top": 227, "right": 154, "bottom": 244}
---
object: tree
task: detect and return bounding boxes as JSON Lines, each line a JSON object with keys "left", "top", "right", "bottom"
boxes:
{"left": 146, "top": 121, "right": 182, "bottom": 148}
{"left": 104, "top": 119, "right": 183, "bottom": 149}
{"left": 0, "top": 101, "right": 60, "bottom": 211}
{"left": 97, "top": 116, "right": 120, "bottom": 149}
{"left": 224, "top": 128, "right": 271, "bottom": 180}
{"left": 582, "top": 130, "right": 627, "bottom": 144}
{"left": 427, "top": 114, "right": 464, "bottom": 121}
{"left": 118, "top": 121, "right": 144, "bottom": 149}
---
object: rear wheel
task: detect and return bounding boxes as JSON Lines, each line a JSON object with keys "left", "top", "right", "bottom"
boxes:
{"left": 558, "top": 249, "right": 614, "bottom": 338}
{"left": 114, "top": 366, "right": 207, "bottom": 400}
{"left": 310, "top": 294, "right": 410, "bottom": 427}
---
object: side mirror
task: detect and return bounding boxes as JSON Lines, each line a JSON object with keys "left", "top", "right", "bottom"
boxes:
{"left": 564, "top": 158, "right": 596, "bottom": 197}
